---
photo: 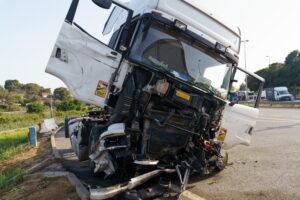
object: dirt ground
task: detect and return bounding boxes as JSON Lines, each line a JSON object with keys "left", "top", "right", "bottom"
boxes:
{"left": 0, "top": 134, "right": 52, "bottom": 172}
{"left": 1, "top": 176, "right": 80, "bottom": 200}
{"left": 0, "top": 133, "right": 80, "bottom": 200}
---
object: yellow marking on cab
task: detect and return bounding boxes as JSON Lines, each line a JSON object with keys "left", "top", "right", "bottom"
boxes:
{"left": 176, "top": 90, "right": 191, "bottom": 101}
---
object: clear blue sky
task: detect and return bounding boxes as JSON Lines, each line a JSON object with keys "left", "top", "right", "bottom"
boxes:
{"left": 0, "top": 0, "right": 71, "bottom": 90}
{"left": 1, "top": 0, "right": 300, "bottom": 90}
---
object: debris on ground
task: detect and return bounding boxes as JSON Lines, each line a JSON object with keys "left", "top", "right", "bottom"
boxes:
{"left": 208, "top": 181, "right": 217, "bottom": 185}
{"left": 235, "top": 160, "right": 247, "bottom": 165}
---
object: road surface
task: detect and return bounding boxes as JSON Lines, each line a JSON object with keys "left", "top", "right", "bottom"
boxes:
{"left": 189, "top": 108, "right": 300, "bottom": 200}
{"left": 54, "top": 108, "right": 300, "bottom": 200}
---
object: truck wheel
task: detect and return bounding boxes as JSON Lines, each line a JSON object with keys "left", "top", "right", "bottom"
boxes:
{"left": 64, "top": 116, "right": 70, "bottom": 138}
{"left": 88, "top": 125, "right": 106, "bottom": 176}
{"left": 77, "top": 145, "right": 89, "bottom": 162}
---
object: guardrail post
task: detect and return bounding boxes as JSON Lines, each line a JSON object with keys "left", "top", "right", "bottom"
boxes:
{"left": 28, "top": 126, "right": 37, "bottom": 147}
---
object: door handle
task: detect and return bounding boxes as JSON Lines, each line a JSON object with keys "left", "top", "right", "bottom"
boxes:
{"left": 106, "top": 51, "right": 118, "bottom": 59}
{"left": 55, "top": 48, "right": 68, "bottom": 63}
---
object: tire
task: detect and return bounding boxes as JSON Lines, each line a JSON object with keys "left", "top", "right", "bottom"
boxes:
{"left": 64, "top": 116, "right": 70, "bottom": 138}
{"left": 88, "top": 125, "right": 107, "bottom": 176}
{"left": 77, "top": 145, "right": 89, "bottom": 162}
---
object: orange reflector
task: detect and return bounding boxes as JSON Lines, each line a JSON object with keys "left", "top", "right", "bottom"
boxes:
{"left": 176, "top": 90, "right": 191, "bottom": 101}
{"left": 218, "top": 128, "right": 227, "bottom": 142}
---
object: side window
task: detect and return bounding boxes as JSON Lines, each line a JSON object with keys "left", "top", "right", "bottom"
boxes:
{"left": 72, "top": 1, "right": 128, "bottom": 45}
{"left": 108, "top": 20, "right": 138, "bottom": 52}
{"left": 108, "top": 29, "right": 121, "bottom": 49}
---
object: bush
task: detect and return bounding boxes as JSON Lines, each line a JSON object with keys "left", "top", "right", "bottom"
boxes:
{"left": 57, "top": 101, "right": 76, "bottom": 111}
{"left": 57, "top": 100, "right": 83, "bottom": 111}
{"left": 27, "top": 102, "right": 45, "bottom": 113}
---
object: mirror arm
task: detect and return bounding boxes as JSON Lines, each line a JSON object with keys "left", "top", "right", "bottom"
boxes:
{"left": 113, "top": 1, "right": 134, "bottom": 53}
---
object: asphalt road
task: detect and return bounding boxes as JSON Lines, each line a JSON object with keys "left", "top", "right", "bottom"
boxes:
{"left": 189, "top": 108, "right": 300, "bottom": 200}
{"left": 55, "top": 108, "right": 300, "bottom": 200}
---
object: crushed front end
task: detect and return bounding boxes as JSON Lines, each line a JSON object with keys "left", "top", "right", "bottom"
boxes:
{"left": 88, "top": 14, "right": 237, "bottom": 198}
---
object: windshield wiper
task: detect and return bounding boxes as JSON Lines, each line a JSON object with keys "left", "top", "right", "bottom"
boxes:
{"left": 147, "top": 58, "right": 175, "bottom": 78}
{"left": 193, "top": 81, "right": 217, "bottom": 95}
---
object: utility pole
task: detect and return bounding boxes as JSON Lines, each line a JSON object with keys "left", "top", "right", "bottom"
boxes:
{"left": 266, "top": 56, "right": 271, "bottom": 68}
{"left": 241, "top": 40, "right": 249, "bottom": 91}
{"left": 50, "top": 94, "right": 53, "bottom": 118}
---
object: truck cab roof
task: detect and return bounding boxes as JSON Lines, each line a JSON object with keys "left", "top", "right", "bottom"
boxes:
{"left": 106, "top": 0, "right": 241, "bottom": 56}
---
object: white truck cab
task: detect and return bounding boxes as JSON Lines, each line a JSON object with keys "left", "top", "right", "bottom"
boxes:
{"left": 46, "top": 0, "right": 264, "bottom": 149}
{"left": 45, "top": 1, "right": 265, "bottom": 197}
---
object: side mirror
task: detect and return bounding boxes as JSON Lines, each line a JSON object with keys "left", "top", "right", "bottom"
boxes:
{"left": 92, "top": 0, "right": 112, "bottom": 9}
{"left": 228, "top": 92, "right": 238, "bottom": 106}
{"left": 229, "top": 99, "right": 238, "bottom": 107}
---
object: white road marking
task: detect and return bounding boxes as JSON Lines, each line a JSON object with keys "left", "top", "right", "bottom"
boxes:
{"left": 258, "top": 117, "right": 300, "bottom": 123}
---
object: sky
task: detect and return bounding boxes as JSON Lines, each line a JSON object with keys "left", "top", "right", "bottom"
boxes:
{"left": 0, "top": 0, "right": 300, "bottom": 90}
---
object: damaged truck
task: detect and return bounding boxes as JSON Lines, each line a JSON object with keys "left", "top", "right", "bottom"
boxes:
{"left": 46, "top": 0, "right": 265, "bottom": 199}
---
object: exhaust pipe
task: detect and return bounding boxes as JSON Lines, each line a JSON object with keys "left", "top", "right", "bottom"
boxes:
{"left": 90, "top": 169, "right": 175, "bottom": 200}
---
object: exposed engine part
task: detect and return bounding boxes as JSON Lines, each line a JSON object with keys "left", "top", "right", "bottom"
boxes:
{"left": 89, "top": 169, "right": 175, "bottom": 200}
{"left": 154, "top": 79, "right": 170, "bottom": 96}
{"left": 134, "top": 160, "right": 159, "bottom": 166}
{"left": 86, "top": 67, "right": 227, "bottom": 192}
{"left": 176, "top": 163, "right": 191, "bottom": 191}
{"left": 89, "top": 123, "right": 127, "bottom": 176}
{"left": 125, "top": 177, "right": 171, "bottom": 200}
{"left": 93, "top": 151, "right": 115, "bottom": 176}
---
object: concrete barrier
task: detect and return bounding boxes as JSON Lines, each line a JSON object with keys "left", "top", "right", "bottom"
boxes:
{"left": 40, "top": 118, "right": 58, "bottom": 133}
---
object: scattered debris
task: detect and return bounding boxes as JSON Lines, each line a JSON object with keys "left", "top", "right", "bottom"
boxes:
{"left": 227, "top": 161, "right": 234, "bottom": 166}
{"left": 235, "top": 160, "right": 247, "bottom": 165}
{"left": 208, "top": 181, "right": 217, "bottom": 185}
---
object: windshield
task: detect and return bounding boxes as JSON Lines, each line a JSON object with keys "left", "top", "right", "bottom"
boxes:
{"left": 278, "top": 90, "right": 289, "bottom": 95}
{"left": 129, "top": 19, "right": 232, "bottom": 99}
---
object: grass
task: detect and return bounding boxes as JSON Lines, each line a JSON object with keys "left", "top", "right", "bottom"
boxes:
{"left": 67, "top": 185, "right": 76, "bottom": 193}
{"left": 0, "top": 110, "right": 84, "bottom": 131}
{"left": 0, "top": 129, "right": 28, "bottom": 193}
{"left": 38, "top": 178, "right": 50, "bottom": 190}
{"left": 0, "top": 167, "right": 25, "bottom": 192}
{"left": 0, "top": 129, "right": 29, "bottom": 160}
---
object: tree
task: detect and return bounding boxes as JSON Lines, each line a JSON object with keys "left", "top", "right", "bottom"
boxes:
{"left": 57, "top": 100, "right": 76, "bottom": 111}
{"left": 6, "top": 92, "right": 23, "bottom": 111}
{"left": 282, "top": 50, "right": 300, "bottom": 90}
{"left": 0, "top": 86, "right": 7, "bottom": 100}
{"left": 239, "top": 83, "right": 247, "bottom": 91}
{"left": 27, "top": 102, "right": 45, "bottom": 113}
{"left": 41, "top": 88, "right": 51, "bottom": 94}
{"left": 54, "top": 87, "right": 70, "bottom": 101}
{"left": 73, "top": 100, "right": 83, "bottom": 110}
{"left": 247, "top": 63, "right": 284, "bottom": 91}
{"left": 284, "top": 50, "right": 300, "bottom": 66}
{"left": 246, "top": 50, "right": 300, "bottom": 97}
{"left": 230, "top": 85, "right": 237, "bottom": 91}
{"left": 57, "top": 100, "right": 83, "bottom": 111}
{"left": 23, "top": 83, "right": 42, "bottom": 95}
{"left": 4, "top": 80, "right": 22, "bottom": 92}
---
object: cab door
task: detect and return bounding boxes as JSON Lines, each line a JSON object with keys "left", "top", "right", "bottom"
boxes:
{"left": 219, "top": 66, "right": 265, "bottom": 149}
{"left": 46, "top": 0, "right": 126, "bottom": 106}
{"left": 221, "top": 103, "right": 259, "bottom": 149}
